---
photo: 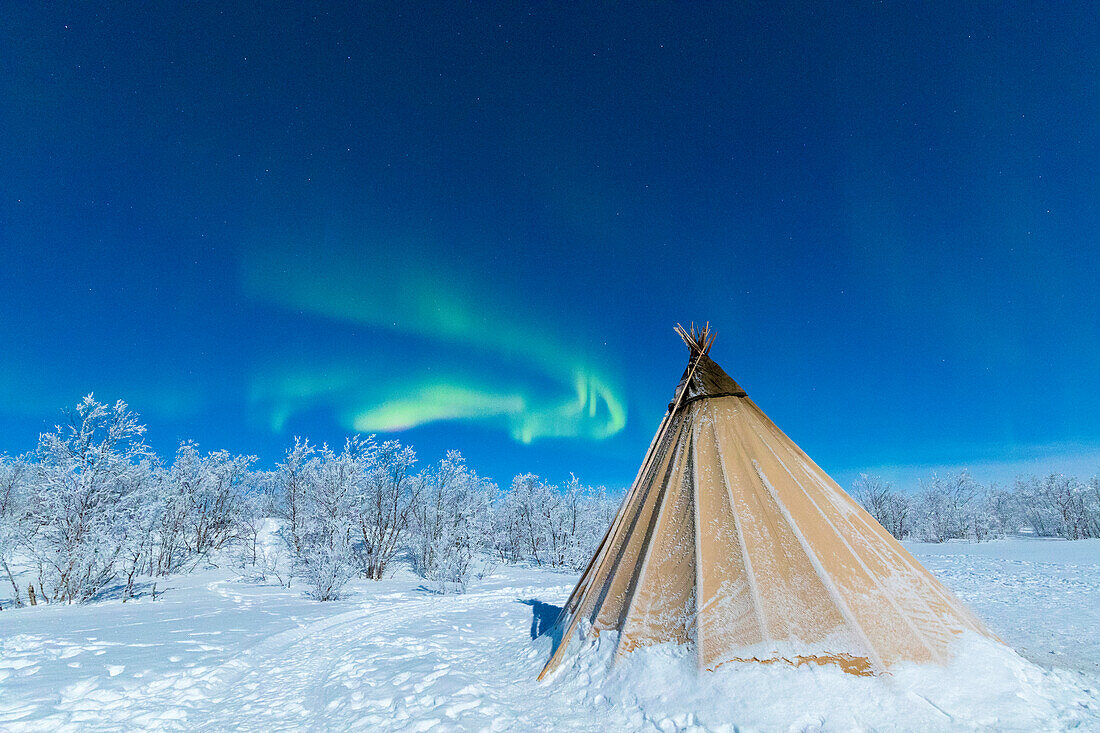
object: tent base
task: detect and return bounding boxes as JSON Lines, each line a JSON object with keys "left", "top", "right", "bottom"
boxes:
{"left": 708, "top": 653, "right": 876, "bottom": 677}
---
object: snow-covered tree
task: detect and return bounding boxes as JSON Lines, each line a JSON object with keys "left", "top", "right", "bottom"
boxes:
{"left": 544, "top": 475, "right": 608, "bottom": 570}
{"left": 186, "top": 447, "right": 256, "bottom": 556}
{"left": 235, "top": 487, "right": 272, "bottom": 571}
{"left": 150, "top": 442, "right": 256, "bottom": 572}
{"left": 0, "top": 455, "right": 30, "bottom": 606}
{"left": 295, "top": 441, "right": 362, "bottom": 600}
{"left": 115, "top": 459, "right": 163, "bottom": 600}
{"left": 852, "top": 473, "right": 913, "bottom": 539}
{"left": 984, "top": 483, "right": 1022, "bottom": 537}
{"left": 1087, "top": 477, "right": 1100, "bottom": 538}
{"left": 487, "top": 473, "right": 618, "bottom": 569}
{"left": 411, "top": 451, "right": 496, "bottom": 593}
{"left": 1014, "top": 474, "right": 1098, "bottom": 540}
{"left": 25, "top": 396, "right": 151, "bottom": 603}
{"left": 354, "top": 439, "right": 418, "bottom": 580}
{"left": 274, "top": 437, "right": 315, "bottom": 557}
{"left": 153, "top": 443, "right": 198, "bottom": 576}
{"left": 499, "top": 473, "right": 554, "bottom": 565}
{"left": 912, "top": 471, "right": 996, "bottom": 542}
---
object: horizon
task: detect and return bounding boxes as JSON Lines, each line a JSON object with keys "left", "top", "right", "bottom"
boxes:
{"left": 2, "top": 4, "right": 1098, "bottom": 491}
{"left": 5, "top": 391, "right": 1098, "bottom": 497}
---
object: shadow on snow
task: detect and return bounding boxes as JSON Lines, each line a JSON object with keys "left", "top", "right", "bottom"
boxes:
{"left": 519, "top": 598, "right": 563, "bottom": 650}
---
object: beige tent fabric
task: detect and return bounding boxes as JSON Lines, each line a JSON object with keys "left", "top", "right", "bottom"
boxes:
{"left": 539, "top": 330, "right": 994, "bottom": 680}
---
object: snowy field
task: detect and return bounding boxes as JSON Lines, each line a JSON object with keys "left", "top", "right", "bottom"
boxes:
{"left": 1, "top": 539, "right": 1098, "bottom": 732}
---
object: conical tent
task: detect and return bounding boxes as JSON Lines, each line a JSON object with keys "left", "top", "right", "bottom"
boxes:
{"left": 539, "top": 325, "right": 994, "bottom": 679}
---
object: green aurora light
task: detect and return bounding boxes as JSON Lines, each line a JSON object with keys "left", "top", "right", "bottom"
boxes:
{"left": 242, "top": 235, "right": 627, "bottom": 443}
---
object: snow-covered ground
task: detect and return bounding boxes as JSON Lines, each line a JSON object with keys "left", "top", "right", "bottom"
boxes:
{"left": 1, "top": 539, "right": 1098, "bottom": 731}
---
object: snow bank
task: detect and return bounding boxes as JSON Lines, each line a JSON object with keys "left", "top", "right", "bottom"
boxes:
{"left": 546, "top": 631, "right": 1096, "bottom": 732}
{"left": 0, "top": 539, "right": 1097, "bottom": 731}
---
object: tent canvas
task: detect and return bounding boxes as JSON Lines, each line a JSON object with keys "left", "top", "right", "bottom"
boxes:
{"left": 539, "top": 324, "right": 995, "bottom": 679}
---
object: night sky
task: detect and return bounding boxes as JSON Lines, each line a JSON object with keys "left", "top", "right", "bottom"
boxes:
{"left": 2, "top": 4, "right": 1098, "bottom": 489}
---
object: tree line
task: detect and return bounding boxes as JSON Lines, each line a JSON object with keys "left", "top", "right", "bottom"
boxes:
{"left": 3, "top": 396, "right": 1098, "bottom": 609}
{"left": 851, "top": 470, "right": 1100, "bottom": 542}
{"left": 0, "top": 396, "right": 620, "bottom": 607}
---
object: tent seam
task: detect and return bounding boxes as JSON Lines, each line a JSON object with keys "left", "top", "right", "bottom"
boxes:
{"left": 614, "top": 413, "right": 690, "bottom": 660}
{"left": 749, "top": 457, "right": 888, "bottom": 672}
{"left": 710, "top": 405, "right": 769, "bottom": 648}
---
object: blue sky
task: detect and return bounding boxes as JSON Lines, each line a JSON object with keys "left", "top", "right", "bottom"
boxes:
{"left": 1, "top": 4, "right": 1097, "bottom": 490}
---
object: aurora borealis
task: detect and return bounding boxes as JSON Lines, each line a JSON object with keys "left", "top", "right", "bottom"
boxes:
{"left": 2, "top": 4, "right": 1098, "bottom": 487}
{"left": 241, "top": 234, "right": 626, "bottom": 444}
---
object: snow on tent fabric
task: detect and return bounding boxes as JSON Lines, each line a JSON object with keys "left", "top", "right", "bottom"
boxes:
{"left": 539, "top": 324, "right": 998, "bottom": 679}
